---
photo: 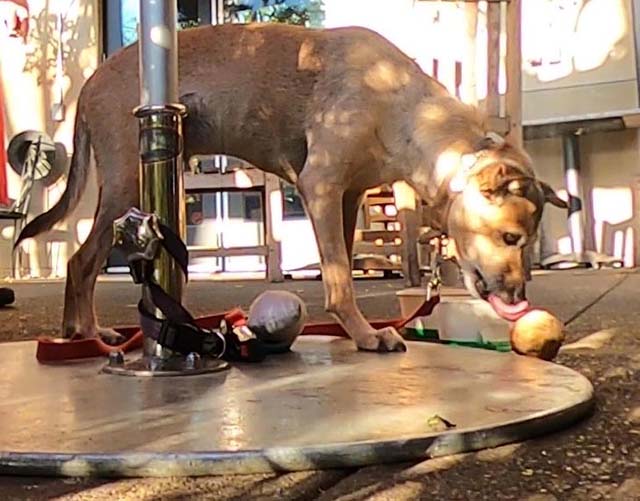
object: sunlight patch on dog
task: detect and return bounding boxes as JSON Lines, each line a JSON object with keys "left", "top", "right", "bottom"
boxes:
{"left": 435, "top": 149, "right": 463, "bottom": 186}
{"left": 418, "top": 102, "right": 447, "bottom": 123}
{"left": 305, "top": 196, "right": 334, "bottom": 224}
{"left": 364, "top": 60, "right": 410, "bottom": 92}
{"left": 313, "top": 182, "right": 332, "bottom": 197}
{"left": 307, "top": 149, "right": 331, "bottom": 169}
{"left": 318, "top": 109, "right": 357, "bottom": 138}
{"left": 462, "top": 188, "right": 501, "bottom": 223}
{"left": 233, "top": 32, "right": 265, "bottom": 59}
{"left": 338, "top": 111, "right": 356, "bottom": 124}
{"left": 409, "top": 167, "right": 441, "bottom": 201}
{"left": 297, "top": 38, "right": 323, "bottom": 71}
{"left": 256, "top": 103, "right": 273, "bottom": 121}
{"left": 323, "top": 111, "right": 337, "bottom": 126}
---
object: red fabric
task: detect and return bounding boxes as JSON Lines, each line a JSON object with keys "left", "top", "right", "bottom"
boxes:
{"left": 0, "top": 0, "right": 28, "bottom": 9}
{"left": 0, "top": 0, "right": 29, "bottom": 40}
{"left": 35, "top": 309, "right": 245, "bottom": 363}
{"left": 0, "top": 81, "right": 8, "bottom": 206}
{"left": 35, "top": 298, "right": 441, "bottom": 363}
{"left": 36, "top": 330, "right": 144, "bottom": 363}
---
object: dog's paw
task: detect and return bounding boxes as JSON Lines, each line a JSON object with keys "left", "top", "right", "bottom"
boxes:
{"left": 357, "top": 327, "right": 407, "bottom": 353}
{"left": 97, "top": 327, "right": 127, "bottom": 346}
{"left": 62, "top": 325, "right": 77, "bottom": 339}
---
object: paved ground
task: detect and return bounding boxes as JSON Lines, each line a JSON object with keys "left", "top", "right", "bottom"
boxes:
{"left": 0, "top": 269, "right": 638, "bottom": 500}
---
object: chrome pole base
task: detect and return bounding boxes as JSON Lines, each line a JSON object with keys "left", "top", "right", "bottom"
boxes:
{"left": 102, "top": 350, "right": 229, "bottom": 377}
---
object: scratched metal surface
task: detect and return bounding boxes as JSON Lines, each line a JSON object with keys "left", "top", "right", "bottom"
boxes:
{"left": 0, "top": 336, "right": 593, "bottom": 477}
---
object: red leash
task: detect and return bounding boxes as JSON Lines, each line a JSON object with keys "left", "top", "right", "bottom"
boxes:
{"left": 35, "top": 298, "right": 439, "bottom": 363}
{"left": 35, "top": 329, "right": 144, "bottom": 363}
{"left": 299, "top": 296, "right": 439, "bottom": 336}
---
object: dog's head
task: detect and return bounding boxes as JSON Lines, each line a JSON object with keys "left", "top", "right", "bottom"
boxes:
{"left": 444, "top": 133, "right": 567, "bottom": 312}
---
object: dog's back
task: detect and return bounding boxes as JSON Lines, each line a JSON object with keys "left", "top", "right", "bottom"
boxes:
{"left": 15, "top": 22, "right": 560, "bottom": 352}
{"left": 17, "top": 22, "right": 447, "bottom": 252}
{"left": 82, "top": 23, "right": 444, "bottom": 176}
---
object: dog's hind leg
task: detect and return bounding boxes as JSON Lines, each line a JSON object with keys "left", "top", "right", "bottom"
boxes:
{"left": 343, "top": 190, "right": 363, "bottom": 269}
{"left": 61, "top": 269, "right": 78, "bottom": 338}
{"left": 298, "top": 170, "right": 406, "bottom": 353}
{"left": 65, "top": 188, "right": 133, "bottom": 344}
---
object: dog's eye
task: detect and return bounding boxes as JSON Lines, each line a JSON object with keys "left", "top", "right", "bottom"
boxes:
{"left": 503, "top": 232, "right": 522, "bottom": 246}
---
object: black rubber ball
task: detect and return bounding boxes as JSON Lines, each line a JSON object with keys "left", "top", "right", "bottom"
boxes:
{"left": 248, "top": 291, "right": 307, "bottom": 351}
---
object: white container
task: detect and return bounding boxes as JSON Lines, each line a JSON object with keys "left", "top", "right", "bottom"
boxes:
{"left": 396, "top": 287, "right": 470, "bottom": 318}
{"left": 396, "top": 288, "right": 511, "bottom": 349}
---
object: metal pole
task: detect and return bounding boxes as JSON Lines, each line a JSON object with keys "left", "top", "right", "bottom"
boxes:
{"left": 485, "top": 0, "right": 500, "bottom": 118}
{"left": 505, "top": 0, "right": 522, "bottom": 148}
{"left": 562, "top": 134, "right": 584, "bottom": 256}
{"left": 135, "top": 0, "right": 186, "bottom": 358}
{"left": 138, "top": 1, "right": 179, "bottom": 105}
{"left": 540, "top": 133, "right": 623, "bottom": 270}
{"left": 632, "top": 0, "right": 640, "bottom": 104}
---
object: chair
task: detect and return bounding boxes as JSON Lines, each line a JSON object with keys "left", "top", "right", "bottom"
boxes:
{"left": 0, "top": 130, "right": 66, "bottom": 278}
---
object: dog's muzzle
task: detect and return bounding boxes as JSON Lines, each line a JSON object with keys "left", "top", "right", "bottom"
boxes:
{"left": 462, "top": 268, "right": 490, "bottom": 300}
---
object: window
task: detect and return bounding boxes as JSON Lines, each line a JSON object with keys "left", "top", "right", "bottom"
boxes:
{"left": 186, "top": 192, "right": 206, "bottom": 226}
{"left": 103, "top": 0, "right": 212, "bottom": 57}
{"left": 223, "top": 0, "right": 325, "bottom": 27}
{"left": 282, "top": 183, "right": 306, "bottom": 220}
{"left": 103, "top": 0, "right": 317, "bottom": 245}
{"left": 120, "top": 0, "right": 205, "bottom": 46}
{"left": 120, "top": 0, "right": 138, "bottom": 47}
{"left": 217, "top": 1, "right": 327, "bottom": 221}
{"left": 226, "top": 191, "right": 263, "bottom": 222}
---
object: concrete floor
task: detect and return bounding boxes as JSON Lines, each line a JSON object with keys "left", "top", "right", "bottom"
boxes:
{"left": 0, "top": 269, "right": 639, "bottom": 500}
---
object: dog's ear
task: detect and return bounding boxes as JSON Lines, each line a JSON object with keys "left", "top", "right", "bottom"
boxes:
{"left": 475, "top": 131, "right": 506, "bottom": 152}
{"left": 538, "top": 181, "right": 568, "bottom": 209}
{"left": 472, "top": 163, "right": 523, "bottom": 198}
{"left": 457, "top": 133, "right": 507, "bottom": 179}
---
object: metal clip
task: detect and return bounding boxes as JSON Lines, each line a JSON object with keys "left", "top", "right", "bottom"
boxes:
{"left": 426, "top": 262, "right": 442, "bottom": 301}
{"left": 112, "top": 207, "right": 164, "bottom": 263}
{"left": 113, "top": 207, "right": 165, "bottom": 284}
{"left": 427, "top": 238, "right": 447, "bottom": 301}
{"left": 232, "top": 324, "right": 257, "bottom": 343}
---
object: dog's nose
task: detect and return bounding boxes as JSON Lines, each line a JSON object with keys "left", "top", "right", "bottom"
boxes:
{"left": 513, "top": 284, "right": 526, "bottom": 303}
{"left": 496, "top": 284, "right": 526, "bottom": 305}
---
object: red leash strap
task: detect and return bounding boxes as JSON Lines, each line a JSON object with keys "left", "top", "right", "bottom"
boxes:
{"left": 35, "top": 298, "right": 439, "bottom": 363}
{"left": 300, "top": 295, "right": 440, "bottom": 337}
{"left": 35, "top": 309, "right": 246, "bottom": 364}
{"left": 36, "top": 328, "right": 143, "bottom": 364}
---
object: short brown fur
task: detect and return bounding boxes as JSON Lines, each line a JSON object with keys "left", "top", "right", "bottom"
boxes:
{"left": 17, "top": 23, "right": 565, "bottom": 352}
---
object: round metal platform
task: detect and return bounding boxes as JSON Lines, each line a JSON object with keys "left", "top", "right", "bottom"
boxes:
{"left": 0, "top": 336, "right": 593, "bottom": 478}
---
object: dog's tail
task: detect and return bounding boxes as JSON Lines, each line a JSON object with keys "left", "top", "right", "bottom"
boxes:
{"left": 15, "top": 108, "right": 91, "bottom": 248}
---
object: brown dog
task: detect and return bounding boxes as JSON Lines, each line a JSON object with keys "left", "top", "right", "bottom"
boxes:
{"left": 17, "top": 23, "right": 566, "bottom": 352}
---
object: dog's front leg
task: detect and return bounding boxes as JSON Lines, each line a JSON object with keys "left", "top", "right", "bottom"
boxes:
{"left": 298, "top": 178, "right": 406, "bottom": 352}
